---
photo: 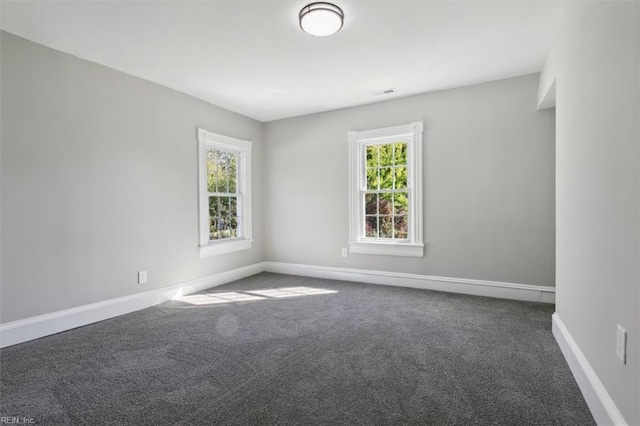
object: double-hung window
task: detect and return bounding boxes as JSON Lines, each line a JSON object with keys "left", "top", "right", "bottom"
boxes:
{"left": 197, "top": 129, "right": 252, "bottom": 257}
{"left": 348, "top": 122, "right": 424, "bottom": 257}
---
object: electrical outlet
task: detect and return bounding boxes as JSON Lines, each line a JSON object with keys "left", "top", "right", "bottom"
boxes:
{"left": 138, "top": 270, "right": 148, "bottom": 284}
{"left": 341, "top": 248, "right": 348, "bottom": 257}
{"left": 616, "top": 324, "right": 626, "bottom": 364}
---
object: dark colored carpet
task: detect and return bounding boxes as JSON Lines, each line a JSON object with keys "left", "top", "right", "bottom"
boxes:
{"left": 1, "top": 273, "right": 594, "bottom": 425}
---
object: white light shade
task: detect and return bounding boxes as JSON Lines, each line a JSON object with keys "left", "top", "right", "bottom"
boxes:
{"left": 299, "top": 3, "right": 344, "bottom": 37}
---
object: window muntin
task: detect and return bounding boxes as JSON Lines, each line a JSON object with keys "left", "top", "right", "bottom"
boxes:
{"left": 198, "top": 129, "right": 252, "bottom": 257}
{"left": 348, "top": 122, "right": 424, "bottom": 257}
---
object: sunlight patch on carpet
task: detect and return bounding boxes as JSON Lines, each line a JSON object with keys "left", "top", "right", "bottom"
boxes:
{"left": 176, "top": 287, "right": 337, "bottom": 305}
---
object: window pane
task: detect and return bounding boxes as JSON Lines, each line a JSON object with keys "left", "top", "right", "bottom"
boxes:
{"left": 365, "top": 216, "right": 378, "bottom": 238}
{"left": 209, "top": 196, "right": 219, "bottom": 217}
{"left": 366, "top": 168, "right": 379, "bottom": 190}
{"left": 395, "top": 143, "right": 407, "bottom": 166}
{"left": 394, "top": 192, "right": 408, "bottom": 215}
{"left": 230, "top": 196, "right": 238, "bottom": 218}
{"left": 228, "top": 153, "right": 237, "bottom": 193}
{"left": 207, "top": 148, "right": 218, "bottom": 193}
{"left": 209, "top": 216, "right": 217, "bottom": 240}
{"left": 395, "top": 166, "right": 407, "bottom": 189}
{"left": 379, "top": 193, "right": 393, "bottom": 215}
{"left": 379, "top": 167, "right": 393, "bottom": 189}
{"left": 366, "top": 145, "right": 379, "bottom": 168}
{"left": 394, "top": 215, "right": 408, "bottom": 239}
{"left": 222, "top": 217, "right": 232, "bottom": 239}
{"left": 218, "top": 151, "right": 233, "bottom": 192}
{"left": 230, "top": 217, "right": 238, "bottom": 238}
{"left": 209, "top": 195, "right": 220, "bottom": 240}
{"left": 222, "top": 153, "right": 229, "bottom": 193}
{"left": 213, "top": 216, "right": 226, "bottom": 240}
{"left": 365, "top": 193, "right": 377, "bottom": 215}
{"left": 379, "top": 216, "right": 393, "bottom": 238}
{"left": 216, "top": 196, "right": 227, "bottom": 219}
{"left": 379, "top": 143, "right": 394, "bottom": 166}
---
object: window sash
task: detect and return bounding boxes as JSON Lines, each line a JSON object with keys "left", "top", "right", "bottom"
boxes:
{"left": 361, "top": 189, "right": 410, "bottom": 241}
{"left": 208, "top": 194, "right": 240, "bottom": 241}
{"left": 206, "top": 146, "right": 239, "bottom": 194}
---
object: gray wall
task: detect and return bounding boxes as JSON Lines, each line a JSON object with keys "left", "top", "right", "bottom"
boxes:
{"left": 263, "top": 74, "right": 555, "bottom": 287}
{"left": 549, "top": 3, "right": 639, "bottom": 424}
{"left": 1, "top": 33, "right": 264, "bottom": 323}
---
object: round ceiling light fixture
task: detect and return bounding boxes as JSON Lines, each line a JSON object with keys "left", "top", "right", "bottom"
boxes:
{"left": 299, "top": 2, "right": 344, "bottom": 37}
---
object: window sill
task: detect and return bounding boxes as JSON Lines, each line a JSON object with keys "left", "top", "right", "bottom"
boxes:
{"left": 348, "top": 240, "right": 424, "bottom": 257}
{"left": 199, "top": 239, "right": 253, "bottom": 258}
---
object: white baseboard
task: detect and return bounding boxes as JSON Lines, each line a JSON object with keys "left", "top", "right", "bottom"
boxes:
{"left": 552, "top": 313, "right": 628, "bottom": 426}
{"left": 0, "top": 262, "right": 266, "bottom": 348}
{"left": 264, "top": 261, "right": 555, "bottom": 304}
{"left": 0, "top": 261, "right": 554, "bottom": 349}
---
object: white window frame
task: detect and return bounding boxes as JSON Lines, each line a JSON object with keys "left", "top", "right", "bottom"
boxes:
{"left": 348, "top": 122, "right": 424, "bottom": 257}
{"left": 198, "top": 128, "right": 253, "bottom": 257}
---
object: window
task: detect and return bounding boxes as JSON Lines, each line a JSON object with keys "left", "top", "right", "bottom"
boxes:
{"left": 198, "top": 129, "right": 252, "bottom": 257}
{"left": 348, "top": 122, "right": 424, "bottom": 257}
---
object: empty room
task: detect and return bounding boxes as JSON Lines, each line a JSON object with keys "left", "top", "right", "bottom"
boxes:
{"left": 1, "top": 1, "right": 638, "bottom": 425}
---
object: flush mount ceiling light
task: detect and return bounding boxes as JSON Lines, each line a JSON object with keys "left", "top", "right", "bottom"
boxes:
{"left": 299, "top": 2, "right": 344, "bottom": 37}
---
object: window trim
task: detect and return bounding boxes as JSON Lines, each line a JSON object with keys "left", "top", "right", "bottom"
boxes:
{"left": 197, "top": 128, "right": 253, "bottom": 257}
{"left": 348, "top": 122, "right": 424, "bottom": 257}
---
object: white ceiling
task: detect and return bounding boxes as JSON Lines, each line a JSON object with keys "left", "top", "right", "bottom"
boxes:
{"left": 1, "top": 0, "right": 563, "bottom": 122}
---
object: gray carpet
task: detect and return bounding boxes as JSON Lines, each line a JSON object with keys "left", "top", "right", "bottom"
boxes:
{"left": 1, "top": 273, "right": 594, "bottom": 425}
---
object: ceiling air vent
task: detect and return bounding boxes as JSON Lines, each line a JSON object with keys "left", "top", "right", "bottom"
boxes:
{"left": 371, "top": 88, "right": 397, "bottom": 97}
